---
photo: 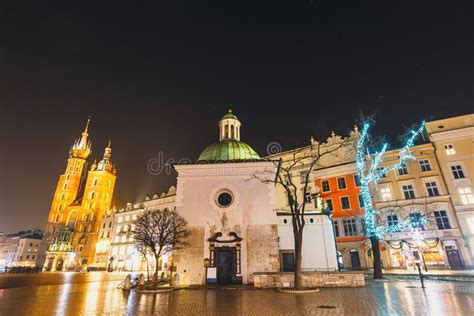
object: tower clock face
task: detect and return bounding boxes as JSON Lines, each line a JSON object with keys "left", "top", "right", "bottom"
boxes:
{"left": 217, "top": 192, "right": 233, "bottom": 208}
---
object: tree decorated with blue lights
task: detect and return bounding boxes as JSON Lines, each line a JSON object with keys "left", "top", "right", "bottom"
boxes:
{"left": 356, "top": 120, "right": 426, "bottom": 279}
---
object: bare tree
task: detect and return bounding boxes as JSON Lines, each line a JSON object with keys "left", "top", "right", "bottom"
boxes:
{"left": 356, "top": 121, "right": 425, "bottom": 279}
{"left": 255, "top": 133, "right": 355, "bottom": 289}
{"left": 131, "top": 209, "right": 190, "bottom": 286}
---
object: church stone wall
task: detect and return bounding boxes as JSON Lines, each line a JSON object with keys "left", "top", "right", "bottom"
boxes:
{"left": 246, "top": 224, "right": 280, "bottom": 283}
{"left": 173, "top": 227, "right": 205, "bottom": 286}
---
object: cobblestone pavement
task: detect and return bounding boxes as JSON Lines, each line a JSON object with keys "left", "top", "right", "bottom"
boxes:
{"left": 0, "top": 273, "right": 473, "bottom": 315}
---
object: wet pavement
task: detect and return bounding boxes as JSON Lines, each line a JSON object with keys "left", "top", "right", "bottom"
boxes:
{"left": 1, "top": 272, "right": 473, "bottom": 315}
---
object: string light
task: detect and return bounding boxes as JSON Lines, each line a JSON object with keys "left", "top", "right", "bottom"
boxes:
{"left": 356, "top": 121, "right": 425, "bottom": 239}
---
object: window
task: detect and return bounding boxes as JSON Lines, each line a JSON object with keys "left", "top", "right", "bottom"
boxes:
{"left": 419, "top": 159, "right": 431, "bottom": 172}
{"left": 402, "top": 185, "right": 416, "bottom": 199}
{"left": 280, "top": 251, "right": 295, "bottom": 272}
{"left": 125, "top": 215, "right": 130, "bottom": 222}
{"left": 92, "top": 178, "right": 98, "bottom": 186}
{"left": 325, "top": 199, "right": 333, "bottom": 211}
{"left": 360, "top": 218, "right": 367, "bottom": 235}
{"left": 340, "top": 196, "right": 351, "bottom": 210}
{"left": 333, "top": 220, "right": 339, "bottom": 237}
{"left": 90, "top": 191, "right": 96, "bottom": 199}
{"left": 304, "top": 191, "right": 312, "bottom": 203}
{"left": 26, "top": 255, "right": 30, "bottom": 259}
{"left": 102, "top": 223, "right": 106, "bottom": 229}
{"left": 115, "top": 226, "right": 121, "bottom": 233}
{"left": 104, "top": 193, "right": 109, "bottom": 202}
{"left": 467, "top": 217, "right": 474, "bottom": 234}
{"left": 358, "top": 194, "right": 365, "bottom": 208}
{"left": 321, "top": 180, "right": 330, "bottom": 192}
{"left": 444, "top": 144, "right": 456, "bottom": 155}
{"left": 458, "top": 187, "right": 474, "bottom": 205}
{"left": 425, "top": 182, "right": 440, "bottom": 197}
{"left": 380, "top": 187, "right": 392, "bottom": 201}
{"left": 299, "top": 172, "right": 307, "bottom": 184}
{"left": 32, "top": 255, "right": 35, "bottom": 259}
{"left": 107, "top": 232, "right": 110, "bottom": 238}
{"left": 109, "top": 222, "right": 112, "bottom": 228}
{"left": 118, "top": 216, "right": 123, "bottom": 223}
{"left": 63, "top": 182, "right": 68, "bottom": 190}
{"left": 132, "top": 214, "right": 137, "bottom": 220}
{"left": 398, "top": 164, "right": 408, "bottom": 175}
{"left": 337, "top": 177, "right": 347, "bottom": 190}
{"left": 377, "top": 168, "right": 387, "bottom": 178}
{"left": 409, "top": 213, "right": 424, "bottom": 230}
{"left": 434, "top": 211, "right": 451, "bottom": 230}
{"left": 121, "top": 235, "right": 127, "bottom": 243}
{"left": 101, "top": 232, "right": 104, "bottom": 238}
{"left": 451, "top": 165, "right": 465, "bottom": 179}
{"left": 342, "top": 219, "right": 358, "bottom": 236}
{"left": 387, "top": 215, "right": 399, "bottom": 227}
{"left": 354, "top": 175, "right": 361, "bottom": 187}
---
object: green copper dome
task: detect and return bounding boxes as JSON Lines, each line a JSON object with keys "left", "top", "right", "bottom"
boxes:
{"left": 197, "top": 140, "right": 260, "bottom": 162}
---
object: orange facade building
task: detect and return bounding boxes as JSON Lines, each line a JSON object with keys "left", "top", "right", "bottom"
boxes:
{"left": 314, "top": 163, "right": 368, "bottom": 269}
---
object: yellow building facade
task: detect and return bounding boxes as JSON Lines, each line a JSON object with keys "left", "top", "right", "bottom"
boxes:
{"left": 426, "top": 114, "right": 474, "bottom": 268}
{"left": 43, "top": 119, "right": 117, "bottom": 271}
{"left": 375, "top": 143, "right": 469, "bottom": 270}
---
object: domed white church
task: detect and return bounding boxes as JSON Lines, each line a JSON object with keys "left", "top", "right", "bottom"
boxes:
{"left": 172, "top": 110, "right": 338, "bottom": 285}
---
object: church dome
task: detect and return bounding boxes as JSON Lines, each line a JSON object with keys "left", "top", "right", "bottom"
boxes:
{"left": 197, "top": 139, "right": 260, "bottom": 162}
{"left": 197, "top": 108, "right": 260, "bottom": 163}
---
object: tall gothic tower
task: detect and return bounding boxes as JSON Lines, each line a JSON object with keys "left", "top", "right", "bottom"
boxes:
{"left": 43, "top": 120, "right": 117, "bottom": 271}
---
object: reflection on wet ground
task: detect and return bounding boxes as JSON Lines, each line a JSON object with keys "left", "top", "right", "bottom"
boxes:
{"left": 0, "top": 272, "right": 473, "bottom": 315}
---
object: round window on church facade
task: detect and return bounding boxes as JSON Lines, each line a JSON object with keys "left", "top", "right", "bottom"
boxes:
{"left": 216, "top": 192, "right": 233, "bottom": 208}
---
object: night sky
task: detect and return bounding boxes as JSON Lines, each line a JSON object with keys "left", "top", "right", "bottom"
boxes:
{"left": 0, "top": 1, "right": 472, "bottom": 232}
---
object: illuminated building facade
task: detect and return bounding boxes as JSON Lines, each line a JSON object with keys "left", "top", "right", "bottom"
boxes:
{"left": 426, "top": 114, "right": 474, "bottom": 268}
{"left": 375, "top": 143, "right": 468, "bottom": 270}
{"left": 43, "top": 119, "right": 117, "bottom": 271}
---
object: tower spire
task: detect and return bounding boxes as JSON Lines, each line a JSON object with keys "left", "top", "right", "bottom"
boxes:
{"left": 69, "top": 118, "right": 92, "bottom": 159}
{"left": 84, "top": 116, "right": 91, "bottom": 133}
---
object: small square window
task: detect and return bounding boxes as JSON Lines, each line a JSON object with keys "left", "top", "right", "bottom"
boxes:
{"left": 325, "top": 199, "right": 333, "bottom": 211}
{"left": 380, "top": 187, "right": 392, "bottom": 201}
{"left": 398, "top": 164, "right": 408, "bottom": 175}
{"left": 341, "top": 196, "right": 351, "bottom": 210}
{"left": 425, "top": 182, "right": 440, "bottom": 197}
{"left": 321, "top": 180, "right": 330, "bottom": 192}
{"left": 387, "top": 214, "right": 399, "bottom": 227}
{"left": 434, "top": 210, "right": 451, "bottom": 230}
{"left": 337, "top": 177, "right": 347, "bottom": 190}
{"left": 333, "top": 220, "right": 339, "bottom": 237}
{"left": 419, "top": 160, "right": 431, "bottom": 172}
{"left": 402, "top": 185, "right": 416, "bottom": 199}
{"left": 377, "top": 168, "right": 387, "bottom": 178}
{"left": 354, "top": 175, "right": 361, "bottom": 187}
{"left": 444, "top": 144, "right": 456, "bottom": 155}
{"left": 451, "top": 165, "right": 465, "bottom": 179}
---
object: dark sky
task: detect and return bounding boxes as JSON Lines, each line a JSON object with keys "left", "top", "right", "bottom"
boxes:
{"left": 0, "top": 1, "right": 472, "bottom": 232}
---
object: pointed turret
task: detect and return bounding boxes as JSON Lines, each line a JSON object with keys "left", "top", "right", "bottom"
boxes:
{"left": 96, "top": 140, "right": 116, "bottom": 174}
{"left": 70, "top": 118, "right": 92, "bottom": 159}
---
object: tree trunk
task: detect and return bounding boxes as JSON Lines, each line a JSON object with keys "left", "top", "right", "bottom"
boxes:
{"left": 370, "top": 236, "right": 383, "bottom": 279}
{"left": 144, "top": 256, "right": 150, "bottom": 281}
{"left": 294, "top": 233, "right": 303, "bottom": 289}
{"left": 154, "top": 255, "right": 160, "bottom": 285}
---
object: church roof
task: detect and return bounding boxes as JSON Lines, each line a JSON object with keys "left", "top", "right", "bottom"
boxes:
{"left": 221, "top": 109, "right": 239, "bottom": 121}
{"left": 197, "top": 139, "right": 260, "bottom": 163}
